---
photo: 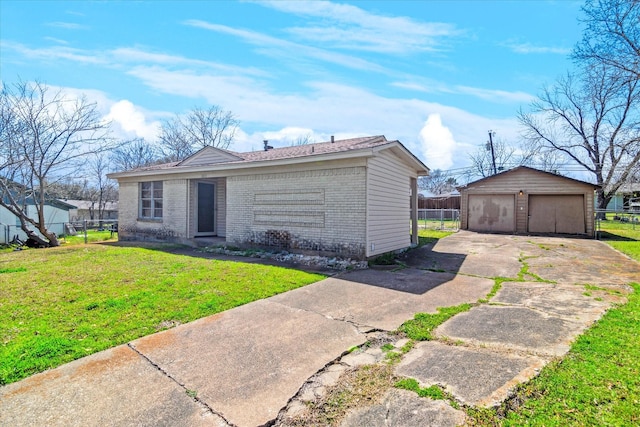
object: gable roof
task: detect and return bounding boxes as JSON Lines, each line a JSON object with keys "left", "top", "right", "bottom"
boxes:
{"left": 1, "top": 180, "right": 77, "bottom": 210}
{"left": 458, "top": 166, "right": 599, "bottom": 190}
{"left": 108, "top": 135, "right": 429, "bottom": 179}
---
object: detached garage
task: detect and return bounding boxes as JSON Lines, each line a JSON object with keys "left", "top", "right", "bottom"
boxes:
{"left": 459, "top": 166, "right": 598, "bottom": 236}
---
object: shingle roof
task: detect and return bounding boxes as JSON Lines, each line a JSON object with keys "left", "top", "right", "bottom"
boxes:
{"left": 237, "top": 135, "right": 389, "bottom": 163}
{"left": 458, "top": 166, "right": 598, "bottom": 189}
{"left": 121, "top": 135, "right": 398, "bottom": 173}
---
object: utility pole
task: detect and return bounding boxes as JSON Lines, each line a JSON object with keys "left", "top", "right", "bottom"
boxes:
{"left": 488, "top": 130, "right": 497, "bottom": 175}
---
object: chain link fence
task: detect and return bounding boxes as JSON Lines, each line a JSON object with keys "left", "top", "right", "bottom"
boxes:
{"left": 417, "top": 209, "right": 460, "bottom": 231}
{"left": 595, "top": 209, "right": 638, "bottom": 239}
{"left": 1, "top": 220, "right": 118, "bottom": 245}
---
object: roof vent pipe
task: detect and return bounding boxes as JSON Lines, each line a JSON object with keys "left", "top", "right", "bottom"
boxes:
{"left": 331, "top": 135, "right": 334, "bottom": 143}
{"left": 263, "top": 140, "right": 273, "bottom": 151}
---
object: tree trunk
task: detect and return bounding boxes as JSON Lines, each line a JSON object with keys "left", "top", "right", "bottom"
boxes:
{"left": 596, "top": 188, "right": 611, "bottom": 219}
{"left": 16, "top": 216, "right": 54, "bottom": 247}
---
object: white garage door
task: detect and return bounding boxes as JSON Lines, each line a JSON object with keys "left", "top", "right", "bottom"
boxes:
{"left": 528, "top": 195, "right": 585, "bottom": 234}
{"left": 467, "top": 194, "right": 515, "bottom": 233}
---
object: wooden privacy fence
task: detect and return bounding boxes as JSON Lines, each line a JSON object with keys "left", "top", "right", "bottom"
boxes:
{"left": 419, "top": 195, "right": 460, "bottom": 210}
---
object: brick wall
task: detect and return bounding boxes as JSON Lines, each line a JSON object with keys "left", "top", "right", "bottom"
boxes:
{"left": 118, "top": 179, "right": 190, "bottom": 242}
{"left": 226, "top": 166, "right": 367, "bottom": 258}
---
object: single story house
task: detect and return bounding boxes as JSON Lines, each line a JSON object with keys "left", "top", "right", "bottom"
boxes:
{"left": 458, "top": 166, "right": 598, "bottom": 236}
{"left": 0, "top": 197, "right": 75, "bottom": 244}
{"left": 108, "top": 135, "right": 430, "bottom": 259}
{"left": 66, "top": 200, "right": 119, "bottom": 223}
{"left": 603, "top": 183, "right": 640, "bottom": 211}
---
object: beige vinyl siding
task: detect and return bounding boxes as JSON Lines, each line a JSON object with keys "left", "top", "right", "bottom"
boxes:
{"left": 179, "top": 147, "right": 241, "bottom": 166}
{"left": 366, "top": 151, "right": 414, "bottom": 257}
{"left": 460, "top": 168, "right": 596, "bottom": 236}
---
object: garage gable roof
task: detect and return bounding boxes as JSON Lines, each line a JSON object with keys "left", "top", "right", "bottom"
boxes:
{"left": 458, "top": 166, "right": 598, "bottom": 190}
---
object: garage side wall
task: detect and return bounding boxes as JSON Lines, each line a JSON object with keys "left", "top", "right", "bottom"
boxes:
{"left": 460, "top": 169, "right": 596, "bottom": 236}
{"left": 226, "top": 166, "right": 367, "bottom": 258}
{"left": 366, "top": 151, "right": 414, "bottom": 257}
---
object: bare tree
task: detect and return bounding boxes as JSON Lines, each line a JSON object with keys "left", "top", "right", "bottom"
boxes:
{"left": 467, "top": 135, "right": 517, "bottom": 179}
{"left": 158, "top": 105, "right": 239, "bottom": 161}
{"left": 418, "top": 169, "right": 458, "bottom": 195}
{"left": 518, "top": 64, "right": 640, "bottom": 212}
{"left": 518, "top": 141, "right": 563, "bottom": 173}
{"left": 89, "top": 154, "right": 117, "bottom": 221}
{"left": 292, "top": 134, "right": 314, "bottom": 146}
{"left": 574, "top": 0, "right": 640, "bottom": 79}
{"left": 110, "top": 138, "right": 160, "bottom": 171}
{"left": 0, "top": 81, "right": 112, "bottom": 247}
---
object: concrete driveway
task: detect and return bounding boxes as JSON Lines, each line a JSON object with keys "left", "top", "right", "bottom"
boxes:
{"left": 1, "top": 231, "right": 638, "bottom": 427}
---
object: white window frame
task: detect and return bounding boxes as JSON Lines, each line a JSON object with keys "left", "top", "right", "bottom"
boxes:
{"left": 139, "top": 181, "right": 163, "bottom": 219}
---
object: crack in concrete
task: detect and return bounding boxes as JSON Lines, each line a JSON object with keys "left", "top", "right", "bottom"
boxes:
{"left": 267, "top": 300, "right": 378, "bottom": 334}
{"left": 126, "top": 343, "right": 236, "bottom": 427}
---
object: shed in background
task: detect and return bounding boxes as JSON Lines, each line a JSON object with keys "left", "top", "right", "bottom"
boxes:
{"left": 458, "top": 166, "right": 598, "bottom": 236}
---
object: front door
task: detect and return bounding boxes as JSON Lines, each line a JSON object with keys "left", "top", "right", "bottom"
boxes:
{"left": 197, "top": 182, "right": 216, "bottom": 235}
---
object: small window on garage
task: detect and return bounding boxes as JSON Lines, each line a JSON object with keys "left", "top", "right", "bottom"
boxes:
{"left": 140, "top": 181, "right": 163, "bottom": 219}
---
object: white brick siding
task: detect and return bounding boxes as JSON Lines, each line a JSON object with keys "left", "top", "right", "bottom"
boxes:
{"left": 118, "top": 179, "right": 190, "bottom": 242}
{"left": 227, "top": 166, "right": 367, "bottom": 258}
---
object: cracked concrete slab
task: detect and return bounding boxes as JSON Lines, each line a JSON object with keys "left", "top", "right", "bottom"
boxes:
{"left": 435, "top": 304, "right": 588, "bottom": 357}
{"left": 129, "top": 298, "right": 364, "bottom": 427}
{"left": 492, "top": 281, "right": 623, "bottom": 323}
{"left": 339, "top": 388, "right": 466, "bottom": 427}
{"left": 270, "top": 269, "right": 493, "bottom": 331}
{"left": 523, "top": 239, "right": 640, "bottom": 285}
{"left": 0, "top": 345, "right": 224, "bottom": 427}
{"left": 396, "top": 341, "right": 546, "bottom": 407}
{"left": 402, "top": 234, "right": 523, "bottom": 279}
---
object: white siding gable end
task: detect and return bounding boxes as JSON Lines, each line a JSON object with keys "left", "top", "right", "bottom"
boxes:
{"left": 178, "top": 146, "right": 243, "bottom": 166}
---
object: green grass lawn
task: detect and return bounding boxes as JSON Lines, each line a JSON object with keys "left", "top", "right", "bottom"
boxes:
{"left": 0, "top": 244, "right": 324, "bottom": 385}
{"left": 61, "top": 229, "right": 117, "bottom": 245}
{"left": 468, "top": 219, "right": 640, "bottom": 426}
{"left": 598, "top": 218, "right": 640, "bottom": 260}
{"left": 418, "top": 228, "right": 454, "bottom": 245}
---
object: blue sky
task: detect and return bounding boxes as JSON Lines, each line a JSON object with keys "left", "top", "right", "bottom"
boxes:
{"left": 1, "top": 0, "right": 584, "bottom": 174}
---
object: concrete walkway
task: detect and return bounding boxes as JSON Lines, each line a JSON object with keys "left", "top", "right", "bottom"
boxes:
{"left": 1, "top": 232, "right": 638, "bottom": 426}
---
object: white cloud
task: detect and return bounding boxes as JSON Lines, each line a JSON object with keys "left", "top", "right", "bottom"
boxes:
{"left": 46, "top": 21, "right": 88, "bottom": 30}
{"left": 419, "top": 114, "right": 458, "bottom": 170}
{"left": 184, "top": 20, "right": 387, "bottom": 73}
{"left": 104, "top": 100, "right": 161, "bottom": 141}
{"left": 257, "top": 0, "right": 461, "bottom": 54}
{"left": 262, "top": 127, "right": 316, "bottom": 145}
{"left": 392, "top": 79, "right": 533, "bottom": 104}
{"left": 110, "top": 47, "right": 268, "bottom": 76}
{"left": 1, "top": 41, "right": 104, "bottom": 64}
{"left": 43, "top": 37, "right": 69, "bottom": 45}
{"left": 503, "top": 42, "right": 570, "bottom": 55}
{"left": 124, "top": 64, "right": 525, "bottom": 172}
{"left": 454, "top": 85, "right": 534, "bottom": 104}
